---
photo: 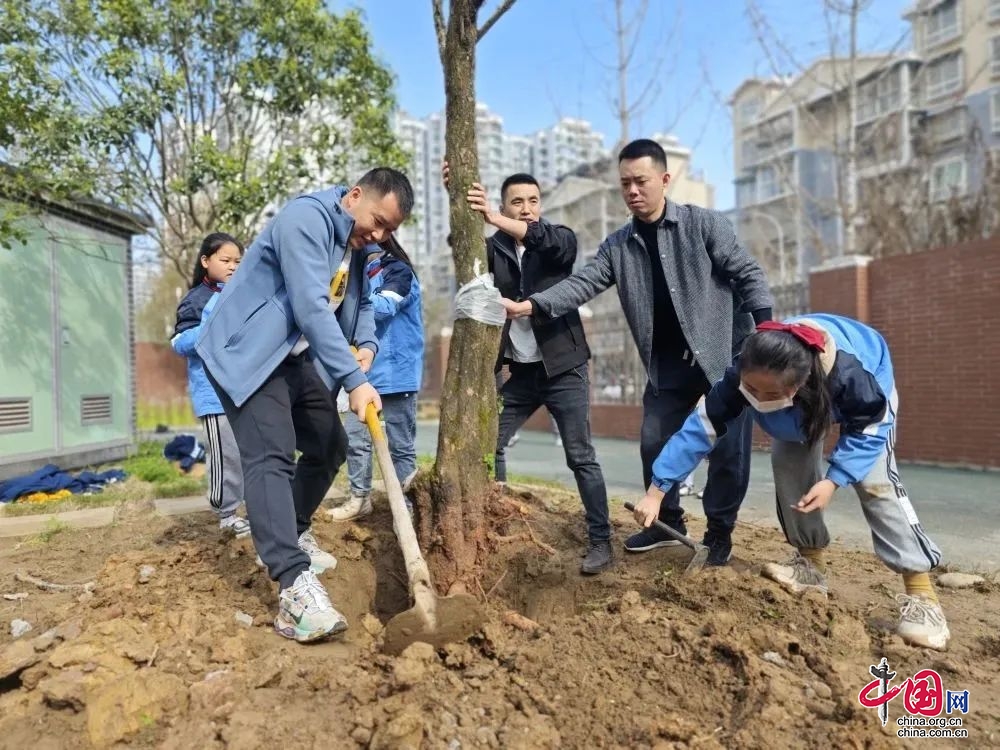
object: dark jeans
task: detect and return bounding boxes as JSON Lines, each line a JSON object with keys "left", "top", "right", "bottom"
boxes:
{"left": 211, "top": 353, "right": 347, "bottom": 590}
{"left": 639, "top": 372, "right": 752, "bottom": 535}
{"left": 496, "top": 362, "right": 611, "bottom": 542}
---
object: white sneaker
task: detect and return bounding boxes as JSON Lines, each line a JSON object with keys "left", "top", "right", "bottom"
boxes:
{"left": 219, "top": 514, "right": 251, "bottom": 539}
{"left": 326, "top": 494, "right": 373, "bottom": 523}
{"left": 678, "top": 484, "right": 694, "bottom": 497}
{"left": 298, "top": 529, "right": 337, "bottom": 573}
{"left": 896, "top": 594, "right": 950, "bottom": 651}
{"left": 762, "top": 553, "right": 829, "bottom": 596}
{"left": 274, "top": 569, "right": 347, "bottom": 642}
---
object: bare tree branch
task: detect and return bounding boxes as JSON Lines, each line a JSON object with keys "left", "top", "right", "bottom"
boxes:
{"left": 477, "top": 0, "right": 517, "bottom": 42}
{"left": 432, "top": 0, "right": 447, "bottom": 59}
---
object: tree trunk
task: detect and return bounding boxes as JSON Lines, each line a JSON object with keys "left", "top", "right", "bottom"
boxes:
{"left": 418, "top": 0, "right": 502, "bottom": 590}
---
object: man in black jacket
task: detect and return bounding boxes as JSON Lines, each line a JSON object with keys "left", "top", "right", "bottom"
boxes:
{"left": 452, "top": 166, "right": 613, "bottom": 574}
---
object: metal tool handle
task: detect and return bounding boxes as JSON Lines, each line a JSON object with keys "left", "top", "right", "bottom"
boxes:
{"left": 624, "top": 501, "right": 697, "bottom": 552}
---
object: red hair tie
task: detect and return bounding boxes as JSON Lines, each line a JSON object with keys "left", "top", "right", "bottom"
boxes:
{"left": 755, "top": 321, "right": 826, "bottom": 352}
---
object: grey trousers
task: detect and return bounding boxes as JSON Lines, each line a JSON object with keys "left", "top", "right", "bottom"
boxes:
{"left": 771, "top": 430, "right": 942, "bottom": 574}
{"left": 212, "top": 354, "right": 348, "bottom": 590}
{"left": 202, "top": 413, "right": 244, "bottom": 518}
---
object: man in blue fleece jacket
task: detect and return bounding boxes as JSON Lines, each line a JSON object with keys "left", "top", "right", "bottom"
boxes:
{"left": 197, "top": 167, "right": 414, "bottom": 643}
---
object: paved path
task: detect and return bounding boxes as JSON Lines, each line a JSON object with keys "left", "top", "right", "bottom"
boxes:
{"left": 11, "top": 426, "right": 992, "bottom": 571}
{"left": 415, "top": 421, "right": 1000, "bottom": 571}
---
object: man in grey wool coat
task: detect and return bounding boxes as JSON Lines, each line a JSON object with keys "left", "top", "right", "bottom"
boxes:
{"left": 502, "top": 138, "right": 774, "bottom": 567}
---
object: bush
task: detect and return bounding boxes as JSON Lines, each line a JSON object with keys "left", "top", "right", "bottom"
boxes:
{"left": 123, "top": 454, "right": 178, "bottom": 484}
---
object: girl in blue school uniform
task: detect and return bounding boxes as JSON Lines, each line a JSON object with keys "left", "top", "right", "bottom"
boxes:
{"left": 171, "top": 232, "right": 249, "bottom": 538}
{"left": 632, "top": 315, "right": 950, "bottom": 650}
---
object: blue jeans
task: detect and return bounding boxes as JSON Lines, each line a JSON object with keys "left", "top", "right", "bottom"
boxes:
{"left": 344, "top": 392, "right": 418, "bottom": 496}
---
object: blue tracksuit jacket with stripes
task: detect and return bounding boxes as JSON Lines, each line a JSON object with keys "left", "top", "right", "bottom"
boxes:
{"left": 651, "top": 314, "right": 898, "bottom": 492}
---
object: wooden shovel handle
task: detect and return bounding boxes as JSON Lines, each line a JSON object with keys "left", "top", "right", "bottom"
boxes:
{"left": 364, "top": 402, "right": 383, "bottom": 441}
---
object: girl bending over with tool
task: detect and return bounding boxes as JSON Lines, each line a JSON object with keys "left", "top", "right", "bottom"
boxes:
{"left": 631, "top": 314, "right": 950, "bottom": 650}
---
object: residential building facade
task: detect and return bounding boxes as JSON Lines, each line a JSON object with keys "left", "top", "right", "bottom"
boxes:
{"left": 400, "top": 105, "right": 609, "bottom": 283}
{"left": 729, "top": 0, "right": 1000, "bottom": 285}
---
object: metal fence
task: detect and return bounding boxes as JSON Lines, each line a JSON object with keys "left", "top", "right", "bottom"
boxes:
{"left": 771, "top": 281, "right": 810, "bottom": 320}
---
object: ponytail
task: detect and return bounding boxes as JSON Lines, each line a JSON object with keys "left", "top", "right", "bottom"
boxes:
{"left": 378, "top": 234, "right": 417, "bottom": 279}
{"left": 795, "top": 353, "right": 833, "bottom": 446}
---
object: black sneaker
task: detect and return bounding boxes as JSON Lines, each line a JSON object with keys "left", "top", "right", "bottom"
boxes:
{"left": 702, "top": 528, "right": 732, "bottom": 567}
{"left": 580, "top": 540, "right": 614, "bottom": 575}
{"left": 624, "top": 521, "right": 687, "bottom": 553}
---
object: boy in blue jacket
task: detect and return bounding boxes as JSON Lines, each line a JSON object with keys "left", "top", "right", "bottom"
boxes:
{"left": 330, "top": 236, "right": 424, "bottom": 521}
{"left": 632, "top": 315, "right": 951, "bottom": 650}
{"left": 197, "top": 168, "right": 413, "bottom": 643}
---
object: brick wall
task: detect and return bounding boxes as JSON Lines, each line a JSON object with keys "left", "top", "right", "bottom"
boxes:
{"left": 523, "top": 403, "right": 645, "bottom": 441}
{"left": 809, "top": 255, "right": 871, "bottom": 321}
{"left": 136, "top": 342, "right": 188, "bottom": 403}
{"left": 810, "top": 239, "right": 1000, "bottom": 468}
{"left": 514, "top": 240, "right": 999, "bottom": 467}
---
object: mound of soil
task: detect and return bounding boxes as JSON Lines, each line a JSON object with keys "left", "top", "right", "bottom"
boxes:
{"left": 1, "top": 488, "right": 998, "bottom": 749}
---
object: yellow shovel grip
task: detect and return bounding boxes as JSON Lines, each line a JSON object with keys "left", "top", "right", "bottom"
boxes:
{"left": 364, "top": 402, "right": 383, "bottom": 441}
{"left": 350, "top": 345, "right": 383, "bottom": 441}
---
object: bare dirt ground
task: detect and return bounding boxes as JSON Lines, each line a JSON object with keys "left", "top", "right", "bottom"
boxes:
{"left": 1, "top": 487, "right": 998, "bottom": 749}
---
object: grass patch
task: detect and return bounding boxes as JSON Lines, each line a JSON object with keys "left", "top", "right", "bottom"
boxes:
{"left": 155, "top": 477, "right": 205, "bottom": 498}
{"left": 123, "top": 454, "right": 180, "bottom": 484}
{"left": 2, "top": 443, "right": 206, "bottom": 517}
{"left": 413, "top": 453, "right": 566, "bottom": 490}
{"left": 507, "top": 473, "right": 566, "bottom": 490}
{"left": 136, "top": 399, "right": 196, "bottom": 430}
{"left": 25, "top": 518, "right": 70, "bottom": 544}
{"left": 123, "top": 442, "right": 206, "bottom": 496}
{"left": 1, "top": 478, "right": 153, "bottom": 517}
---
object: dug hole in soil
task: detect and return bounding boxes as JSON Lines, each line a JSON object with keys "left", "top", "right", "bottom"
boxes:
{"left": 0, "top": 486, "right": 998, "bottom": 749}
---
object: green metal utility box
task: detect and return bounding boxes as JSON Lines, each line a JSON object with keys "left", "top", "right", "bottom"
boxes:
{"left": 0, "top": 198, "right": 148, "bottom": 479}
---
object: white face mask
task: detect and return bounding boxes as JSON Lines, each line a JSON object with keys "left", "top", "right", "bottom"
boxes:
{"left": 739, "top": 382, "right": 794, "bottom": 414}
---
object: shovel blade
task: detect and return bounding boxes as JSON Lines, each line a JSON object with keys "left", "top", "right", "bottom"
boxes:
{"left": 683, "top": 545, "right": 710, "bottom": 575}
{"left": 383, "top": 593, "right": 485, "bottom": 655}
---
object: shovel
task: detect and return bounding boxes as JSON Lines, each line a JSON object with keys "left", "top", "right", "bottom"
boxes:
{"left": 623, "top": 501, "right": 709, "bottom": 575}
{"left": 360, "top": 403, "right": 485, "bottom": 654}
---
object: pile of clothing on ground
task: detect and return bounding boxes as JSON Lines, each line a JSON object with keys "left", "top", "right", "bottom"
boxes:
{"left": 0, "top": 465, "right": 127, "bottom": 505}
{"left": 162, "top": 434, "right": 205, "bottom": 473}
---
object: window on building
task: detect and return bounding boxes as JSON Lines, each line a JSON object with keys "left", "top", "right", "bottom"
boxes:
{"left": 738, "top": 98, "right": 761, "bottom": 125}
{"left": 878, "top": 73, "right": 902, "bottom": 113}
{"left": 929, "top": 157, "right": 966, "bottom": 202}
{"left": 925, "top": 0, "right": 960, "bottom": 49}
{"left": 925, "top": 52, "right": 963, "bottom": 101}
{"left": 929, "top": 106, "right": 967, "bottom": 144}
{"left": 858, "top": 71, "right": 901, "bottom": 122}
{"left": 757, "top": 166, "right": 779, "bottom": 201}
{"left": 992, "top": 37, "right": 1000, "bottom": 78}
{"left": 992, "top": 90, "right": 1000, "bottom": 134}
{"left": 858, "top": 79, "right": 878, "bottom": 122}
{"left": 990, "top": 0, "right": 1000, "bottom": 23}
